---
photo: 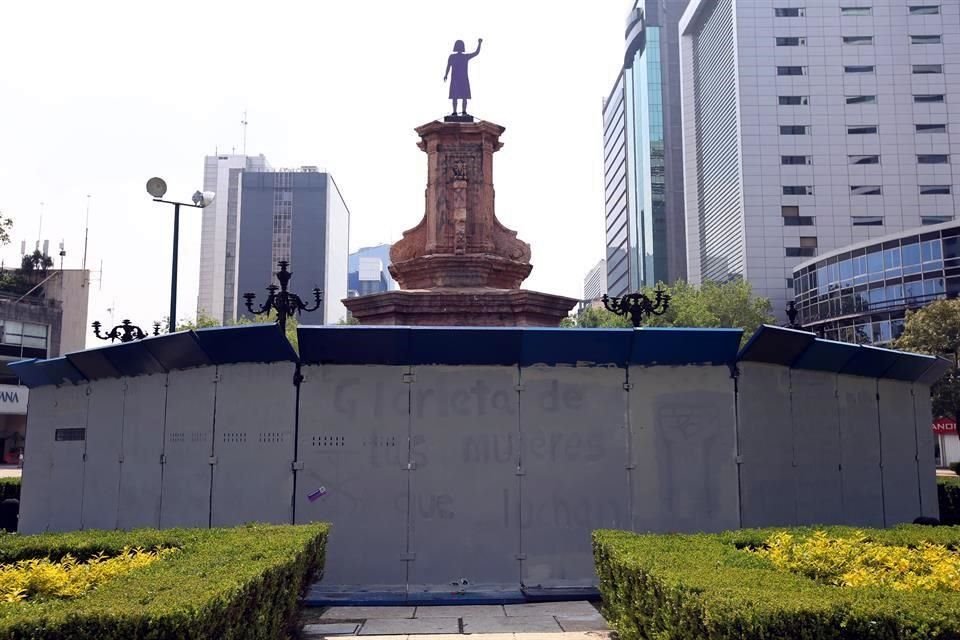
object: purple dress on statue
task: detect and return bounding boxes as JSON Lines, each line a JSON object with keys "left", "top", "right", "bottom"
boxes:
{"left": 447, "top": 53, "right": 476, "bottom": 99}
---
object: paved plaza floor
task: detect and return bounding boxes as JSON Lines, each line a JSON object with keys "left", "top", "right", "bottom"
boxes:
{"left": 301, "top": 601, "right": 611, "bottom": 639}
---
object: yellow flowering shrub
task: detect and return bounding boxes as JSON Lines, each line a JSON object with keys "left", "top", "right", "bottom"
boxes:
{"left": 0, "top": 546, "right": 177, "bottom": 603}
{"left": 755, "top": 530, "right": 960, "bottom": 592}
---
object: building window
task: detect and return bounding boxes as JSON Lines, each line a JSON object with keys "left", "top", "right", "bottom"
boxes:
{"left": 914, "top": 94, "right": 945, "bottom": 103}
{"left": 918, "top": 154, "right": 949, "bottom": 164}
{"left": 909, "top": 5, "right": 940, "bottom": 14}
{"left": 851, "top": 185, "right": 882, "bottom": 195}
{"left": 852, "top": 216, "right": 884, "bottom": 225}
{"left": 787, "top": 278, "right": 795, "bottom": 289}
{"left": 849, "top": 154, "right": 880, "bottom": 164}
{"left": 776, "top": 37, "right": 806, "bottom": 46}
{"left": 916, "top": 123, "right": 947, "bottom": 133}
{"left": 0, "top": 321, "right": 48, "bottom": 350}
{"left": 781, "top": 125, "right": 809, "bottom": 135}
{"left": 922, "top": 215, "right": 953, "bottom": 224}
{"left": 845, "top": 65, "right": 875, "bottom": 73}
{"left": 841, "top": 6, "right": 872, "bottom": 15}
{"left": 920, "top": 185, "right": 951, "bottom": 194}
{"left": 783, "top": 185, "right": 813, "bottom": 195}
{"left": 848, "top": 125, "right": 878, "bottom": 134}
{"left": 911, "top": 34, "right": 942, "bottom": 43}
{"left": 787, "top": 247, "right": 817, "bottom": 257}
{"left": 779, "top": 95, "right": 809, "bottom": 105}
{"left": 784, "top": 215, "right": 815, "bottom": 226}
{"left": 778, "top": 66, "right": 807, "bottom": 75}
{"left": 913, "top": 64, "right": 943, "bottom": 74}
{"left": 775, "top": 7, "right": 805, "bottom": 16}
{"left": 782, "top": 155, "right": 811, "bottom": 165}
{"left": 846, "top": 95, "right": 876, "bottom": 104}
{"left": 843, "top": 35, "right": 874, "bottom": 44}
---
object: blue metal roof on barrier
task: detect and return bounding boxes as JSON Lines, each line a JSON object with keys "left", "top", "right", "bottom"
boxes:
{"left": 736, "top": 325, "right": 944, "bottom": 382}
{"left": 297, "top": 326, "right": 743, "bottom": 367}
{"left": 8, "top": 323, "right": 949, "bottom": 388}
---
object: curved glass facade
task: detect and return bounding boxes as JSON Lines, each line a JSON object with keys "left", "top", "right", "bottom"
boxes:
{"left": 793, "top": 222, "right": 960, "bottom": 344}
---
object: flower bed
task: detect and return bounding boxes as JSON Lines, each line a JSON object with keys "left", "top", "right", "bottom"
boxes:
{"left": 0, "top": 523, "right": 328, "bottom": 639}
{"left": 594, "top": 526, "right": 960, "bottom": 640}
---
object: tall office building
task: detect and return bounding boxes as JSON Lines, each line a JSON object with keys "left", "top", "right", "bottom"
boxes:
{"left": 348, "top": 244, "right": 396, "bottom": 296}
{"left": 583, "top": 259, "right": 608, "bottom": 300}
{"left": 680, "top": 0, "right": 960, "bottom": 319}
{"left": 236, "top": 168, "right": 350, "bottom": 324}
{"left": 603, "top": 0, "right": 688, "bottom": 297}
{"left": 198, "top": 153, "right": 271, "bottom": 323}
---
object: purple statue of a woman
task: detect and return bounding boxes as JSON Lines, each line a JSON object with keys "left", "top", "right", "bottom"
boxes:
{"left": 444, "top": 38, "right": 483, "bottom": 117}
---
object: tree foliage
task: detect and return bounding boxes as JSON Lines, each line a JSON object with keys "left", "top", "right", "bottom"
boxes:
{"left": 0, "top": 214, "right": 12, "bottom": 247}
{"left": 565, "top": 279, "right": 774, "bottom": 344}
{"left": 166, "top": 312, "right": 300, "bottom": 350}
{"left": 895, "top": 298, "right": 960, "bottom": 419}
{"left": 20, "top": 250, "right": 53, "bottom": 273}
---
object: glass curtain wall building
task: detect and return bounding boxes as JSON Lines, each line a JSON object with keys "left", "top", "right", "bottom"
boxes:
{"left": 793, "top": 220, "right": 960, "bottom": 344}
{"left": 603, "top": 0, "right": 687, "bottom": 297}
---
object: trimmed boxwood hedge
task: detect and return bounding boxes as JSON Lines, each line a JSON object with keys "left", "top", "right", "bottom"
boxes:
{"left": 0, "top": 478, "right": 20, "bottom": 502}
{"left": 941, "top": 477, "right": 960, "bottom": 525}
{"left": 0, "top": 523, "right": 328, "bottom": 639}
{"left": 594, "top": 526, "right": 960, "bottom": 640}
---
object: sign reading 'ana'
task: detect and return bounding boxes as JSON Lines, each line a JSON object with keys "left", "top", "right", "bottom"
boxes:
{"left": 0, "top": 385, "right": 27, "bottom": 415}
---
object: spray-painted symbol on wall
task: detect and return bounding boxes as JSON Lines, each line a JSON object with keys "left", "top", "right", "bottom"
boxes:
{"left": 308, "top": 487, "right": 328, "bottom": 502}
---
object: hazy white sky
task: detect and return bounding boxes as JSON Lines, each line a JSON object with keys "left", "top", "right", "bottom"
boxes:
{"left": 0, "top": 1, "right": 626, "bottom": 345}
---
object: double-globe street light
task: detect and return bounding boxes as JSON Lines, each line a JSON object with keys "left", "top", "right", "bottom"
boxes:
{"left": 146, "top": 178, "right": 215, "bottom": 333}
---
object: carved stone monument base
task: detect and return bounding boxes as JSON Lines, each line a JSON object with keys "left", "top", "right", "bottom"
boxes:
{"left": 343, "top": 288, "right": 577, "bottom": 327}
{"left": 343, "top": 118, "right": 577, "bottom": 327}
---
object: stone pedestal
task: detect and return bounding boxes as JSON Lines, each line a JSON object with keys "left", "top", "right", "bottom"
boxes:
{"left": 344, "top": 119, "right": 576, "bottom": 327}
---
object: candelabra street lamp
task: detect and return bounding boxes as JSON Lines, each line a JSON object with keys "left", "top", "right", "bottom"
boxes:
{"left": 785, "top": 301, "right": 803, "bottom": 329}
{"left": 243, "top": 260, "right": 323, "bottom": 331}
{"left": 92, "top": 320, "right": 161, "bottom": 343}
{"left": 602, "top": 286, "right": 671, "bottom": 327}
{"left": 146, "top": 177, "right": 215, "bottom": 333}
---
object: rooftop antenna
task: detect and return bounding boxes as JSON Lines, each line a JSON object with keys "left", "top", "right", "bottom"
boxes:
{"left": 82, "top": 195, "right": 90, "bottom": 273}
{"left": 36, "top": 201, "right": 44, "bottom": 251}
{"left": 241, "top": 110, "right": 249, "bottom": 156}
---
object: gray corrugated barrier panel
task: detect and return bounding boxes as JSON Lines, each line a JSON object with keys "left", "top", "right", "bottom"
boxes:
{"left": 211, "top": 362, "right": 297, "bottom": 526}
{"left": 117, "top": 374, "right": 166, "bottom": 529}
{"left": 629, "top": 365, "right": 739, "bottom": 533}
{"left": 790, "top": 369, "right": 844, "bottom": 525}
{"left": 18, "top": 385, "right": 57, "bottom": 533}
{"left": 159, "top": 368, "right": 216, "bottom": 528}
{"left": 47, "top": 384, "right": 89, "bottom": 532}
{"left": 297, "top": 364, "right": 411, "bottom": 587}
{"left": 878, "top": 379, "right": 922, "bottom": 525}
{"left": 82, "top": 378, "right": 125, "bottom": 529}
{"left": 519, "top": 366, "right": 628, "bottom": 587}
{"left": 913, "top": 382, "right": 939, "bottom": 519}
{"left": 407, "top": 366, "right": 521, "bottom": 589}
{"left": 738, "top": 362, "right": 796, "bottom": 527}
{"left": 837, "top": 375, "right": 884, "bottom": 526}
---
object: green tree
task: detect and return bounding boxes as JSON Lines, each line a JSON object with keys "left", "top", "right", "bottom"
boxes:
{"left": 565, "top": 279, "right": 774, "bottom": 344}
{"left": 0, "top": 213, "right": 12, "bottom": 246}
{"left": 895, "top": 298, "right": 960, "bottom": 420}
{"left": 20, "top": 250, "right": 53, "bottom": 273}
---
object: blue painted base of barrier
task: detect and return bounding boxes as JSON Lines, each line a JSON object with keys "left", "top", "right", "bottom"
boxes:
{"left": 302, "top": 584, "right": 600, "bottom": 607}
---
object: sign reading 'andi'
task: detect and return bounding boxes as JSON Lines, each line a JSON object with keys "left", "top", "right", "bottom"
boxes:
{"left": 0, "top": 384, "right": 27, "bottom": 415}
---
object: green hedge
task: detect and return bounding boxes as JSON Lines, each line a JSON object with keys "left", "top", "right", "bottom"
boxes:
{"left": 0, "top": 477, "right": 20, "bottom": 501}
{"left": 941, "top": 477, "right": 960, "bottom": 525}
{"left": 594, "top": 526, "right": 960, "bottom": 640}
{"left": 0, "top": 523, "right": 328, "bottom": 639}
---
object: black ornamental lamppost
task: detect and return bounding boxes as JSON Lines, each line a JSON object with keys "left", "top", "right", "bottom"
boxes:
{"left": 146, "top": 177, "right": 215, "bottom": 334}
{"left": 243, "top": 260, "right": 323, "bottom": 331}
{"left": 91, "top": 320, "right": 161, "bottom": 343}
{"left": 602, "top": 286, "right": 671, "bottom": 327}
{"left": 785, "top": 301, "right": 803, "bottom": 329}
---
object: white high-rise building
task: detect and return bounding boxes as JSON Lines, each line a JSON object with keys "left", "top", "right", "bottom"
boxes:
{"left": 197, "top": 153, "right": 271, "bottom": 323}
{"left": 583, "top": 259, "right": 608, "bottom": 300}
{"left": 679, "top": 0, "right": 960, "bottom": 319}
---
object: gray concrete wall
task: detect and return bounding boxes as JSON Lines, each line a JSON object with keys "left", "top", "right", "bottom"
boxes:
{"left": 19, "top": 359, "right": 938, "bottom": 590}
